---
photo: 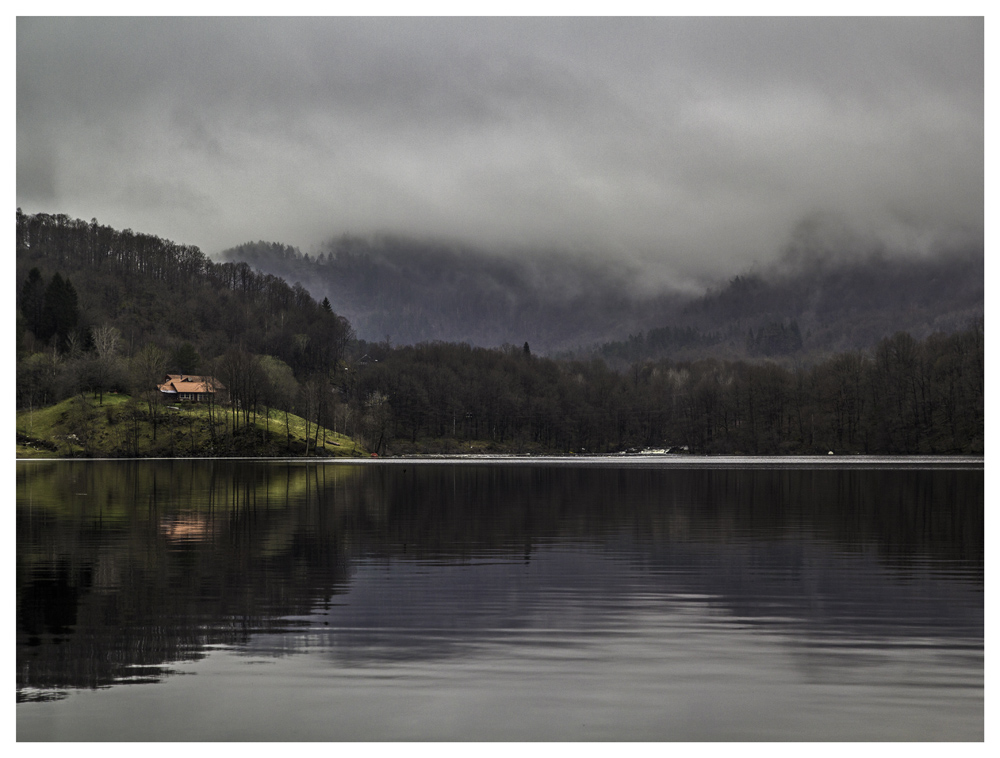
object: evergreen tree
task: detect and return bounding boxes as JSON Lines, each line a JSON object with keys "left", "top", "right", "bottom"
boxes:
{"left": 39, "top": 272, "right": 79, "bottom": 349}
{"left": 19, "top": 268, "right": 46, "bottom": 336}
{"left": 170, "top": 342, "right": 202, "bottom": 374}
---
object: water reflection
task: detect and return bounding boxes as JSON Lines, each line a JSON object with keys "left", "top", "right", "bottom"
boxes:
{"left": 16, "top": 460, "right": 983, "bottom": 739}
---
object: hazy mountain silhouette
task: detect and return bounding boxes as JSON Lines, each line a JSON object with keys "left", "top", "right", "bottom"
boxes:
{"left": 221, "top": 234, "right": 982, "bottom": 360}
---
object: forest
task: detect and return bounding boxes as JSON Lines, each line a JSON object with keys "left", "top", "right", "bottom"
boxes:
{"left": 16, "top": 210, "right": 984, "bottom": 456}
{"left": 222, "top": 233, "right": 983, "bottom": 358}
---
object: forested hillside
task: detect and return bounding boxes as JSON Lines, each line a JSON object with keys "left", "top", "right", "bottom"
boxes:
{"left": 16, "top": 211, "right": 984, "bottom": 456}
{"left": 222, "top": 236, "right": 685, "bottom": 352}
{"left": 222, "top": 234, "right": 983, "bottom": 360}
{"left": 16, "top": 210, "right": 354, "bottom": 454}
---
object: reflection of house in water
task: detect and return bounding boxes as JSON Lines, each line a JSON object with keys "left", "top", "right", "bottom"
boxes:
{"left": 16, "top": 461, "right": 359, "bottom": 698}
{"left": 160, "top": 514, "right": 214, "bottom": 543}
{"left": 16, "top": 464, "right": 983, "bottom": 702}
{"left": 157, "top": 374, "right": 225, "bottom": 403}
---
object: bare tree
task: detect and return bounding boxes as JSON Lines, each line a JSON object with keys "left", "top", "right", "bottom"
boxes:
{"left": 217, "top": 349, "right": 266, "bottom": 432}
{"left": 362, "top": 391, "right": 392, "bottom": 455}
{"left": 90, "top": 324, "right": 122, "bottom": 404}
{"left": 92, "top": 323, "right": 121, "bottom": 359}
{"left": 130, "top": 343, "right": 167, "bottom": 440}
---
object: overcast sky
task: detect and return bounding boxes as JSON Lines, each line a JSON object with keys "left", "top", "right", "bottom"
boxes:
{"left": 16, "top": 16, "right": 983, "bottom": 287}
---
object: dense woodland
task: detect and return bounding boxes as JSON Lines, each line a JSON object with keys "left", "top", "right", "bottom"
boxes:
{"left": 16, "top": 210, "right": 984, "bottom": 455}
{"left": 222, "top": 233, "right": 983, "bottom": 358}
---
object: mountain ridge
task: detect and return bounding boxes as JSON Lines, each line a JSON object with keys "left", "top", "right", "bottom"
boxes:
{"left": 221, "top": 234, "right": 983, "bottom": 361}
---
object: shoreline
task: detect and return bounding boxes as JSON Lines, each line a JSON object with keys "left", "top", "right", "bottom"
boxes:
{"left": 15, "top": 454, "right": 985, "bottom": 469}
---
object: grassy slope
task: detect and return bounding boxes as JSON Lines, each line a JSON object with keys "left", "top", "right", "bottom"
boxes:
{"left": 16, "top": 394, "right": 367, "bottom": 458}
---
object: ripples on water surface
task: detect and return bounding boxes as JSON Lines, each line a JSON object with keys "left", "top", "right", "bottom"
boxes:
{"left": 16, "top": 459, "right": 983, "bottom": 741}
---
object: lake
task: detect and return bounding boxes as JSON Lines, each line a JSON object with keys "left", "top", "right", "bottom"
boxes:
{"left": 16, "top": 457, "right": 983, "bottom": 741}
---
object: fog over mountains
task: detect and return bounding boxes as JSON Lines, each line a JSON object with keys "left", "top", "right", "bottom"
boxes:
{"left": 18, "top": 18, "right": 982, "bottom": 293}
{"left": 17, "top": 17, "right": 983, "bottom": 363}
{"left": 222, "top": 225, "right": 983, "bottom": 359}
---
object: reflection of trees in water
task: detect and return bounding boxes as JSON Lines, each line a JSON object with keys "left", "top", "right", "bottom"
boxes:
{"left": 350, "top": 466, "right": 983, "bottom": 571}
{"left": 16, "top": 462, "right": 982, "bottom": 695}
{"left": 17, "top": 461, "right": 363, "bottom": 695}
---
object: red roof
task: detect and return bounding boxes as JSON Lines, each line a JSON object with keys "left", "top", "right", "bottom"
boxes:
{"left": 157, "top": 374, "right": 224, "bottom": 394}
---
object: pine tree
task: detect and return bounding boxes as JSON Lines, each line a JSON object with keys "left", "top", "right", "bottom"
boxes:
{"left": 170, "top": 342, "right": 202, "bottom": 374}
{"left": 19, "top": 268, "right": 46, "bottom": 336}
{"left": 39, "top": 272, "right": 79, "bottom": 349}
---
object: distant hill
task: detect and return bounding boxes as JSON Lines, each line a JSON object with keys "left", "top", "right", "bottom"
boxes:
{"left": 584, "top": 249, "right": 983, "bottom": 368}
{"left": 221, "top": 236, "right": 688, "bottom": 353}
{"left": 221, "top": 234, "right": 983, "bottom": 361}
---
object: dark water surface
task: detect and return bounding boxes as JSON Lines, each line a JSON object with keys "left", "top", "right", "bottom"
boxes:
{"left": 16, "top": 458, "right": 983, "bottom": 741}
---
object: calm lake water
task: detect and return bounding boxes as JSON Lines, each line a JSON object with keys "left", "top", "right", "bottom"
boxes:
{"left": 16, "top": 457, "right": 983, "bottom": 741}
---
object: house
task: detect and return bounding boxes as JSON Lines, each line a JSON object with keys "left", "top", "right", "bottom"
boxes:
{"left": 157, "top": 374, "right": 225, "bottom": 403}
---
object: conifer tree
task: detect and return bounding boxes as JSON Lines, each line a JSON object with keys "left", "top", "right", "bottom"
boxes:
{"left": 19, "top": 268, "right": 46, "bottom": 336}
{"left": 39, "top": 272, "right": 79, "bottom": 349}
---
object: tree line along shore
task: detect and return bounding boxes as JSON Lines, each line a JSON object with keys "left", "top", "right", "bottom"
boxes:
{"left": 16, "top": 210, "right": 983, "bottom": 457}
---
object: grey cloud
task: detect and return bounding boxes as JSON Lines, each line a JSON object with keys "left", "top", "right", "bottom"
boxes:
{"left": 16, "top": 141, "right": 57, "bottom": 203}
{"left": 16, "top": 17, "right": 982, "bottom": 286}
